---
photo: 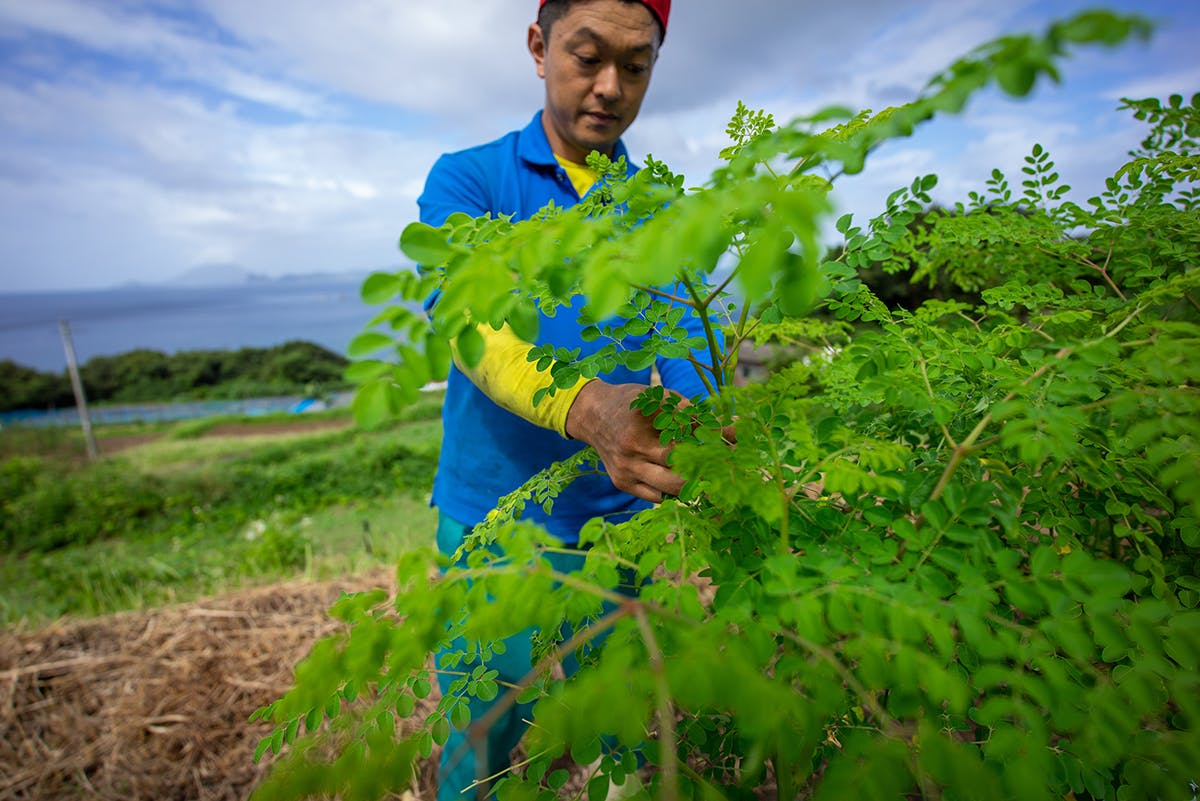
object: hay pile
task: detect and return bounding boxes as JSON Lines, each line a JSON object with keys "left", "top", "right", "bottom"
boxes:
{"left": 0, "top": 573, "right": 397, "bottom": 801}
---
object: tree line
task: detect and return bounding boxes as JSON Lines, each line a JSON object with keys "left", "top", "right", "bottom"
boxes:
{"left": 0, "top": 341, "right": 351, "bottom": 412}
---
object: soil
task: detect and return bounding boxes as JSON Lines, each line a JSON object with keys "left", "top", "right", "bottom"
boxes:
{"left": 0, "top": 571, "right": 435, "bottom": 801}
{"left": 0, "top": 417, "right": 429, "bottom": 800}
{"left": 203, "top": 420, "right": 351, "bottom": 439}
{"left": 97, "top": 418, "right": 351, "bottom": 456}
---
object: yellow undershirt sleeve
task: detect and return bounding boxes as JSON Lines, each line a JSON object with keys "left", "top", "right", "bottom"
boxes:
{"left": 555, "top": 154, "right": 599, "bottom": 200}
{"left": 451, "top": 323, "right": 591, "bottom": 437}
{"left": 447, "top": 155, "right": 598, "bottom": 437}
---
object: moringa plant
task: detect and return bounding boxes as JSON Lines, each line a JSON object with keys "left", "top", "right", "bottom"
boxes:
{"left": 252, "top": 11, "right": 1199, "bottom": 801}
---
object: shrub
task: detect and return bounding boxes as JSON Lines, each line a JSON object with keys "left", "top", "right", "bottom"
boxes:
{"left": 253, "top": 13, "right": 1198, "bottom": 801}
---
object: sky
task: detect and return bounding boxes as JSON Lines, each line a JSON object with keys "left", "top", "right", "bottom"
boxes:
{"left": 0, "top": 0, "right": 1196, "bottom": 292}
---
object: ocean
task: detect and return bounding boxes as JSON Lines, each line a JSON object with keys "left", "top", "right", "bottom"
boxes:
{"left": 0, "top": 274, "right": 392, "bottom": 373}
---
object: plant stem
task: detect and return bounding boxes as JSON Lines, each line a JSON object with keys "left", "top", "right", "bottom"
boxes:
{"left": 917, "top": 353, "right": 957, "bottom": 449}
{"left": 778, "top": 628, "right": 899, "bottom": 736}
{"left": 461, "top": 747, "right": 556, "bottom": 794}
{"left": 679, "top": 274, "right": 726, "bottom": 392}
{"left": 633, "top": 284, "right": 695, "bottom": 308}
{"left": 635, "top": 608, "right": 679, "bottom": 801}
{"left": 702, "top": 265, "right": 740, "bottom": 309}
{"left": 684, "top": 354, "right": 719, "bottom": 397}
{"left": 754, "top": 416, "right": 791, "bottom": 552}
{"left": 446, "top": 604, "right": 631, "bottom": 784}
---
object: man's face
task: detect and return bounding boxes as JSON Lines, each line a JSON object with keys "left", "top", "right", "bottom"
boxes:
{"left": 528, "top": 0, "right": 660, "bottom": 164}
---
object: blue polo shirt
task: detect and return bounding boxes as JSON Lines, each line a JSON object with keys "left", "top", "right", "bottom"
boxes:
{"left": 418, "top": 111, "right": 714, "bottom": 542}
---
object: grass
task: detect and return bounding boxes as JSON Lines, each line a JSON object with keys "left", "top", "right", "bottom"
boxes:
{"left": 0, "top": 399, "right": 444, "bottom": 626}
{"left": 0, "top": 495, "right": 438, "bottom": 622}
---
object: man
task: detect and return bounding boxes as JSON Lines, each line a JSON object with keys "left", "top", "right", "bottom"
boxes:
{"left": 417, "top": 1, "right": 709, "bottom": 796}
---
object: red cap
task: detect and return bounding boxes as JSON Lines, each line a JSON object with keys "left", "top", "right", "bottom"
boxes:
{"left": 538, "top": 0, "right": 670, "bottom": 39}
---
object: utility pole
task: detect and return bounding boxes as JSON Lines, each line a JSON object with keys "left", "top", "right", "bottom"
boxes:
{"left": 59, "top": 319, "right": 98, "bottom": 460}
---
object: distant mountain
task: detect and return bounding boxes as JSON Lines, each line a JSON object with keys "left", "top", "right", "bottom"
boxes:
{"left": 169, "top": 263, "right": 267, "bottom": 287}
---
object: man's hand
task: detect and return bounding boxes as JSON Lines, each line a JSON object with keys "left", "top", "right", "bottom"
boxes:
{"left": 564, "top": 381, "right": 683, "bottom": 503}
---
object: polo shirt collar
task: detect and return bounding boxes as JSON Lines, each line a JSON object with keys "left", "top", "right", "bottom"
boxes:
{"left": 518, "top": 110, "right": 631, "bottom": 170}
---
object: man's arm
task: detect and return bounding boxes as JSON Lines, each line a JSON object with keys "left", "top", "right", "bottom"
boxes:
{"left": 421, "top": 152, "right": 696, "bottom": 502}
{"left": 451, "top": 322, "right": 590, "bottom": 436}
{"left": 420, "top": 153, "right": 591, "bottom": 434}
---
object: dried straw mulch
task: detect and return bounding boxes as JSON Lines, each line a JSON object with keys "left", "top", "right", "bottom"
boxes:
{"left": 0, "top": 572, "right": 398, "bottom": 801}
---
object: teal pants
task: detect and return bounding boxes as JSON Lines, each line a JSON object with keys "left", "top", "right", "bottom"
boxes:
{"left": 433, "top": 514, "right": 626, "bottom": 801}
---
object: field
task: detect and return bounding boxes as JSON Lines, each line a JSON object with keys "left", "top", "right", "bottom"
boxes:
{"left": 0, "top": 403, "right": 444, "bottom": 800}
{"left": 1, "top": 396, "right": 443, "bottom": 623}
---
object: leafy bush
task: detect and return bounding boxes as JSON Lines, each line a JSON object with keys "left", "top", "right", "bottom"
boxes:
{"left": 243, "top": 514, "right": 313, "bottom": 574}
{"left": 1, "top": 418, "right": 441, "bottom": 621}
{"left": 0, "top": 359, "right": 73, "bottom": 410}
{"left": 254, "top": 13, "right": 1198, "bottom": 801}
{"left": 0, "top": 422, "right": 438, "bottom": 556}
{"left": 1, "top": 457, "right": 171, "bottom": 551}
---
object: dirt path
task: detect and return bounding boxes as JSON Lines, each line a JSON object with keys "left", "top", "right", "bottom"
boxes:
{"left": 97, "top": 418, "right": 352, "bottom": 456}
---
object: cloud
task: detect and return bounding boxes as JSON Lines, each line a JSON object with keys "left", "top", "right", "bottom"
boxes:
{"left": 0, "top": 69, "right": 444, "bottom": 288}
{"left": 0, "top": 0, "right": 1192, "bottom": 291}
{"left": 1109, "top": 66, "right": 1200, "bottom": 102}
{"left": 194, "top": 0, "right": 541, "bottom": 124}
{"left": 0, "top": 0, "right": 200, "bottom": 57}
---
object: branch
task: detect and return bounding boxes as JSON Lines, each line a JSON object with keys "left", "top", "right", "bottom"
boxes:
{"left": 777, "top": 627, "right": 900, "bottom": 737}
{"left": 632, "top": 284, "right": 695, "bottom": 308}
{"left": 635, "top": 608, "right": 679, "bottom": 801}
{"left": 916, "top": 354, "right": 956, "bottom": 449}
{"left": 443, "top": 604, "right": 633, "bottom": 788}
{"left": 923, "top": 300, "right": 1145, "bottom": 504}
{"left": 702, "top": 265, "right": 741, "bottom": 309}
{"left": 679, "top": 273, "right": 727, "bottom": 393}
{"left": 684, "top": 354, "right": 719, "bottom": 398}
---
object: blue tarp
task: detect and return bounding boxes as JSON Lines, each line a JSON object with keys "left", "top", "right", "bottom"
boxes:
{"left": 0, "top": 392, "right": 354, "bottom": 428}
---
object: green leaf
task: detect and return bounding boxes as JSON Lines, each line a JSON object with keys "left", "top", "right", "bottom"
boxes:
{"left": 738, "top": 227, "right": 786, "bottom": 302}
{"left": 360, "top": 272, "right": 401, "bottom": 304}
{"left": 1053, "top": 10, "right": 1151, "bottom": 46}
{"left": 284, "top": 716, "right": 300, "bottom": 745}
{"left": 587, "top": 774, "right": 610, "bottom": 801}
{"left": 351, "top": 378, "right": 399, "bottom": 429}
{"left": 456, "top": 325, "right": 486, "bottom": 368}
{"left": 553, "top": 365, "right": 581, "bottom": 388}
{"left": 432, "top": 716, "right": 451, "bottom": 747}
{"left": 996, "top": 60, "right": 1037, "bottom": 97}
{"left": 253, "top": 736, "right": 272, "bottom": 763}
{"left": 426, "top": 332, "right": 452, "bottom": 382}
{"left": 516, "top": 684, "right": 543, "bottom": 704}
{"left": 450, "top": 702, "right": 470, "bottom": 731}
{"left": 572, "top": 738, "right": 602, "bottom": 766}
{"left": 400, "top": 221, "right": 456, "bottom": 265}
{"left": 508, "top": 300, "right": 540, "bottom": 343}
{"left": 548, "top": 769, "right": 570, "bottom": 790}
{"left": 347, "top": 332, "right": 394, "bottom": 358}
{"left": 343, "top": 359, "right": 392, "bottom": 383}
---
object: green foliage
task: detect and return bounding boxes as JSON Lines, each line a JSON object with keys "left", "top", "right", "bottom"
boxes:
{"left": 0, "top": 456, "right": 170, "bottom": 551}
{"left": 0, "top": 341, "right": 352, "bottom": 412}
{"left": 256, "top": 12, "right": 1199, "bottom": 801}
{"left": 0, "top": 359, "right": 73, "bottom": 410}
{"left": 0, "top": 416, "right": 441, "bottom": 621}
